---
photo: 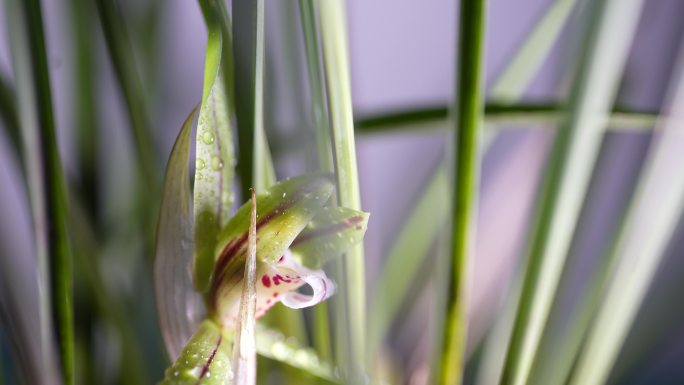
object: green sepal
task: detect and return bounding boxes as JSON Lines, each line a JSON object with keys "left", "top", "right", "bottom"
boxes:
{"left": 290, "top": 207, "right": 369, "bottom": 269}
{"left": 208, "top": 174, "right": 334, "bottom": 316}
{"left": 159, "top": 320, "right": 232, "bottom": 385}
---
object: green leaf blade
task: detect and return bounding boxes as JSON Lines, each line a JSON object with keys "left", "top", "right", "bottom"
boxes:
{"left": 154, "top": 109, "right": 205, "bottom": 361}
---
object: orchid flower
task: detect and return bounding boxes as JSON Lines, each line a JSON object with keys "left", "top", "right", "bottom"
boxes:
{"left": 154, "top": 112, "right": 368, "bottom": 384}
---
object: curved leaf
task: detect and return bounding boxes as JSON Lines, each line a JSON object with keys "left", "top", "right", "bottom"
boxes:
{"left": 154, "top": 109, "right": 205, "bottom": 360}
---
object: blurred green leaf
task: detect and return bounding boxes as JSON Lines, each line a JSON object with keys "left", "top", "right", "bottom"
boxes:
{"left": 489, "top": 0, "right": 581, "bottom": 101}
{"left": 254, "top": 326, "right": 337, "bottom": 383}
{"left": 569, "top": 43, "right": 684, "bottom": 385}
{"left": 369, "top": 167, "right": 449, "bottom": 357}
{"left": 5, "top": 0, "right": 75, "bottom": 382}
{"left": 355, "top": 103, "right": 657, "bottom": 134}
{"left": 94, "top": 0, "right": 158, "bottom": 185}
{"left": 500, "top": 0, "right": 646, "bottom": 383}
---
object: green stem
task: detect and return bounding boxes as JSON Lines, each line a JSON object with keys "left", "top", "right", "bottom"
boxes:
{"left": 355, "top": 103, "right": 657, "bottom": 134}
{"left": 5, "top": 0, "right": 74, "bottom": 382}
{"left": 436, "top": 0, "right": 487, "bottom": 384}
{"left": 318, "top": 0, "right": 366, "bottom": 379}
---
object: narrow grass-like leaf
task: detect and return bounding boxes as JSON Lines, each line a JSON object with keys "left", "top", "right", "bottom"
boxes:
{"left": 435, "top": 0, "right": 487, "bottom": 383}
{"left": 154, "top": 109, "right": 205, "bottom": 360}
{"left": 94, "top": 0, "right": 158, "bottom": 184}
{"left": 499, "top": 0, "right": 645, "bottom": 383}
{"left": 298, "top": 0, "right": 335, "bottom": 361}
{"left": 318, "top": 0, "right": 367, "bottom": 378}
{"left": 489, "top": 0, "right": 580, "bottom": 101}
{"left": 194, "top": 0, "right": 237, "bottom": 297}
{"left": 250, "top": 0, "right": 276, "bottom": 192}
{"left": 0, "top": 150, "right": 57, "bottom": 385}
{"left": 231, "top": 190, "right": 258, "bottom": 385}
{"left": 355, "top": 104, "right": 657, "bottom": 134}
{"left": 568, "top": 44, "right": 684, "bottom": 385}
{"left": 369, "top": 167, "right": 449, "bottom": 358}
{"left": 232, "top": 0, "right": 276, "bottom": 197}
{"left": 5, "top": 0, "right": 75, "bottom": 382}
{"left": 299, "top": 0, "right": 334, "bottom": 172}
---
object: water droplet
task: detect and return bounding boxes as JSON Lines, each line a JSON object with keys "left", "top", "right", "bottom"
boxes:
{"left": 196, "top": 158, "right": 206, "bottom": 170}
{"left": 295, "top": 350, "right": 308, "bottom": 365}
{"left": 282, "top": 192, "right": 287, "bottom": 198}
{"left": 210, "top": 156, "right": 223, "bottom": 170}
{"left": 272, "top": 341, "right": 288, "bottom": 359}
{"left": 202, "top": 131, "right": 215, "bottom": 144}
{"left": 174, "top": 371, "right": 179, "bottom": 377}
{"left": 206, "top": 372, "right": 211, "bottom": 378}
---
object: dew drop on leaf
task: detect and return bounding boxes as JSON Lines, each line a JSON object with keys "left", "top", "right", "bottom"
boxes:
{"left": 210, "top": 156, "right": 223, "bottom": 170}
{"left": 202, "top": 131, "right": 215, "bottom": 144}
{"left": 196, "top": 158, "right": 206, "bottom": 170}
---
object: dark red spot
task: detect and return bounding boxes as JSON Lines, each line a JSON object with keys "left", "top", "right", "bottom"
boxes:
{"left": 266, "top": 299, "right": 271, "bottom": 305}
{"left": 273, "top": 275, "right": 281, "bottom": 285}
{"left": 273, "top": 292, "right": 279, "bottom": 297}
{"left": 261, "top": 275, "right": 271, "bottom": 288}
{"left": 278, "top": 255, "right": 285, "bottom": 263}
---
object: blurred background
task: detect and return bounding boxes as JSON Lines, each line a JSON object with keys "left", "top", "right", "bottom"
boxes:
{"left": 1, "top": 0, "right": 684, "bottom": 384}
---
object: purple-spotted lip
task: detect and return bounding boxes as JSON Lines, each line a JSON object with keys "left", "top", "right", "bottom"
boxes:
{"left": 207, "top": 175, "right": 335, "bottom": 315}
{"left": 217, "top": 250, "right": 336, "bottom": 328}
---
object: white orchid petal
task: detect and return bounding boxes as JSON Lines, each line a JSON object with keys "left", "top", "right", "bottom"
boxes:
{"left": 278, "top": 252, "right": 336, "bottom": 309}
{"left": 220, "top": 251, "right": 335, "bottom": 328}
